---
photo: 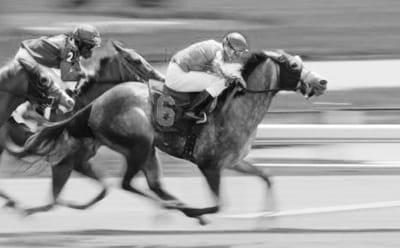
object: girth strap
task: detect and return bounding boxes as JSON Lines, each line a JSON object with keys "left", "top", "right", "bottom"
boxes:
{"left": 182, "top": 132, "right": 197, "bottom": 161}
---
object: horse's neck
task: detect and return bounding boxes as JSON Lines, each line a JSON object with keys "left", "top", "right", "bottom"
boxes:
{"left": 80, "top": 83, "right": 114, "bottom": 106}
{"left": 78, "top": 60, "right": 123, "bottom": 105}
{"left": 217, "top": 60, "right": 277, "bottom": 143}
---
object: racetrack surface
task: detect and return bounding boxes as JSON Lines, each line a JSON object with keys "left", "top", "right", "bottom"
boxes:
{"left": 1, "top": 176, "right": 400, "bottom": 247}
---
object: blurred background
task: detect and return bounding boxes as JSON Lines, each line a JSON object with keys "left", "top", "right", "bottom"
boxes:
{"left": 1, "top": 0, "right": 400, "bottom": 177}
{"left": 1, "top": 0, "right": 400, "bottom": 125}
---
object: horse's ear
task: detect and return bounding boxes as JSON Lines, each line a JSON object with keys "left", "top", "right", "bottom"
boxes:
{"left": 112, "top": 40, "right": 127, "bottom": 54}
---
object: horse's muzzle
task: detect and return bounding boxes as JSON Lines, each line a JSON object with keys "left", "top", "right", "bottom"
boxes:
{"left": 307, "top": 79, "right": 327, "bottom": 98}
{"left": 59, "top": 93, "right": 75, "bottom": 113}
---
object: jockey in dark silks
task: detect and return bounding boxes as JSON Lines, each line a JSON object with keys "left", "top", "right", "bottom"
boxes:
{"left": 14, "top": 24, "right": 102, "bottom": 113}
{"left": 165, "top": 32, "right": 250, "bottom": 122}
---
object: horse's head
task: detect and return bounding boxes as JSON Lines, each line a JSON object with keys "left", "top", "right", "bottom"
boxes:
{"left": 18, "top": 58, "right": 75, "bottom": 112}
{"left": 87, "top": 40, "right": 158, "bottom": 86}
{"left": 242, "top": 52, "right": 327, "bottom": 98}
{"left": 297, "top": 63, "right": 327, "bottom": 98}
{"left": 268, "top": 54, "right": 327, "bottom": 98}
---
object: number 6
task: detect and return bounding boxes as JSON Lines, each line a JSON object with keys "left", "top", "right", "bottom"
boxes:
{"left": 156, "top": 95, "right": 175, "bottom": 127}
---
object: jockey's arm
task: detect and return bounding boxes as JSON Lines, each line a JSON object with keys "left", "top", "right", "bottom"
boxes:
{"left": 211, "top": 51, "right": 228, "bottom": 78}
{"left": 211, "top": 51, "right": 246, "bottom": 88}
{"left": 60, "top": 60, "right": 84, "bottom": 82}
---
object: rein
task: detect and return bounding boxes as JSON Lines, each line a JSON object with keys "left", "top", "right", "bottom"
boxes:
{"left": 243, "top": 85, "right": 302, "bottom": 94}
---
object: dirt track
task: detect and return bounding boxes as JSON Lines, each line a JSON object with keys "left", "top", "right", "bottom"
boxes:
{"left": 1, "top": 176, "right": 400, "bottom": 247}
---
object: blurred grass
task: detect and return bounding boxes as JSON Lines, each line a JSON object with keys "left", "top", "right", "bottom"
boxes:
{"left": 2, "top": 0, "right": 400, "bottom": 60}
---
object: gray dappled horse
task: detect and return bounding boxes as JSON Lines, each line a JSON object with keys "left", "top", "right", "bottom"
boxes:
{"left": 11, "top": 51, "right": 327, "bottom": 224}
{"left": 2, "top": 40, "right": 159, "bottom": 211}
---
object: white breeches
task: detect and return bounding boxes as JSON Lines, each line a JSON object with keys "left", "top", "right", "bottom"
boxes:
{"left": 165, "top": 62, "right": 227, "bottom": 97}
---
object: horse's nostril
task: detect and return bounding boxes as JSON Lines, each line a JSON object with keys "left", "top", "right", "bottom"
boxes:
{"left": 66, "top": 99, "right": 75, "bottom": 108}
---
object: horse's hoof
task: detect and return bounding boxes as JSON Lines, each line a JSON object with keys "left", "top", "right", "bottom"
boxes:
{"left": 20, "top": 209, "right": 33, "bottom": 217}
{"left": 2, "top": 200, "right": 17, "bottom": 209}
{"left": 198, "top": 216, "right": 209, "bottom": 226}
{"left": 161, "top": 200, "right": 185, "bottom": 209}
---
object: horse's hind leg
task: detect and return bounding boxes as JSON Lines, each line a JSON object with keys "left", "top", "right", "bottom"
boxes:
{"left": 231, "top": 159, "right": 276, "bottom": 211}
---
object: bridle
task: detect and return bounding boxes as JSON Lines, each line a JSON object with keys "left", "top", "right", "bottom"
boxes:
{"left": 241, "top": 62, "right": 305, "bottom": 94}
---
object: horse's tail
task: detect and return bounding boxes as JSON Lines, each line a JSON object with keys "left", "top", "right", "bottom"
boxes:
{"left": 8, "top": 103, "right": 93, "bottom": 159}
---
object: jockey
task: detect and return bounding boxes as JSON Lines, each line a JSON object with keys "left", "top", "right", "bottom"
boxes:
{"left": 14, "top": 24, "right": 101, "bottom": 112}
{"left": 165, "top": 32, "right": 249, "bottom": 122}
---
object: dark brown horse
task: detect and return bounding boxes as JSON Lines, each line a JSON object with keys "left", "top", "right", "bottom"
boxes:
{"left": 0, "top": 55, "right": 75, "bottom": 128}
{"left": 0, "top": 47, "right": 77, "bottom": 207}
{"left": 2, "top": 40, "right": 163, "bottom": 211}
{"left": 11, "top": 51, "right": 327, "bottom": 223}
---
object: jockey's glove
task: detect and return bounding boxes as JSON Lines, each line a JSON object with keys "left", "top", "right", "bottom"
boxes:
{"left": 229, "top": 76, "right": 247, "bottom": 89}
{"left": 77, "top": 71, "right": 88, "bottom": 79}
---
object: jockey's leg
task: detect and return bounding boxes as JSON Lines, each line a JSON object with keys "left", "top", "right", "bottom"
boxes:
{"left": 184, "top": 79, "right": 226, "bottom": 122}
{"left": 166, "top": 63, "right": 226, "bottom": 122}
{"left": 184, "top": 90, "right": 214, "bottom": 122}
{"left": 166, "top": 62, "right": 225, "bottom": 92}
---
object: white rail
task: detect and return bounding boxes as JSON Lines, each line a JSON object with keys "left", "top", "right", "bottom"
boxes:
{"left": 255, "top": 124, "right": 400, "bottom": 144}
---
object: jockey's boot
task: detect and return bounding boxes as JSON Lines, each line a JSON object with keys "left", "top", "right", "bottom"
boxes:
{"left": 184, "top": 90, "right": 214, "bottom": 124}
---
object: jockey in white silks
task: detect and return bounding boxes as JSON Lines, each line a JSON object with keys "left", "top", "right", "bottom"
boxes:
{"left": 165, "top": 32, "right": 250, "bottom": 122}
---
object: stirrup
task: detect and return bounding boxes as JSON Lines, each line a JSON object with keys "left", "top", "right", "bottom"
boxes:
{"left": 184, "top": 111, "right": 208, "bottom": 124}
{"left": 195, "top": 112, "right": 207, "bottom": 124}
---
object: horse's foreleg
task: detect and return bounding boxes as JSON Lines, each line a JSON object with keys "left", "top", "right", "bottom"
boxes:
{"left": 59, "top": 160, "right": 108, "bottom": 210}
{"left": 142, "top": 149, "right": 184, "bottom": 203}
{"left": 231, "top": 160, "right": 273, "bottom": 188}
{"left": 0, "top": 189, "right": 19, "bottom": 209}
{"left": 121, "top": 152, "right": 160, "bottom": 202}
{"left": 199, "top": 164, "right": 222, "bottom": 212}
{"left": 23, "top": 159, "right": 73, "bottom": 216}
{"left": 58, "top": 141, "right": 107, "bottom": 210}
{"left": 142, "top": 149, "right": 210, "bottom": 225}
{"left": 231, "top": 159, "right": 276, "bottom": 212}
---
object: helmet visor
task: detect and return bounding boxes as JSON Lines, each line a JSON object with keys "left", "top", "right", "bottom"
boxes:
{"left": 225, "top": 37, "right": 248, "bottom": 56}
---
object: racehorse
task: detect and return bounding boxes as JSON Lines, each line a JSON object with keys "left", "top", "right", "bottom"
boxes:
{"left": 1, "top": 40, "right": 162, "bottom": 211}
{"left": 11, "top": 51, "right": 327, "bottom": 223}
{"left": 0, "top": 53, "right": 75, "bottom": 128}
{"left": 0, "top": 46, "right": 77, "bottom": 207}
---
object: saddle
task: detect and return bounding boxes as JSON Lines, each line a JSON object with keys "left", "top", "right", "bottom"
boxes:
{"left": 151, "top": 83, "right": 207, "bottom": 133}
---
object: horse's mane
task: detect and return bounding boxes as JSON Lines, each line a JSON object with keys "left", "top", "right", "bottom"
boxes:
{"left": 0, "top": 60, "right": 20, "bottom": 83}
{"left": 241, "top": 51, "right": 269, "bottom": 81}
{"left": 76, "top": 40, "right": 121, "bottom": 95}
{"left": 84, "top": 40, "right": 119, "bottom": 71}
